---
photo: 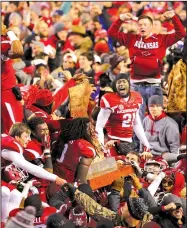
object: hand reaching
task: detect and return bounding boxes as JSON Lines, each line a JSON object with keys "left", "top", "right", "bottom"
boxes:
{"left": 105, "top": 140, "right": 118, "bottom": 150}
{"left": 73, "top": 73, "right": 89, "bottom": 84}
{"left": 129, "top": 173, "right": 142, "bottom": 190}
{"left": 55, "top": 177, "right": 67, "bottom": 186}
{"left": 141, "top": 151, "right": 153, "bottom": 160}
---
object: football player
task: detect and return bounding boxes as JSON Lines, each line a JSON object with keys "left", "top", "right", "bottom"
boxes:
{"left": 96, "top": 73, "right": 152, "bottom": 159}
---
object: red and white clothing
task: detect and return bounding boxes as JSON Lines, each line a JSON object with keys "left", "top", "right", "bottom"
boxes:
{"left": 1, "top": 35, "right": 24, "bottom": 133}
{"left": 54, "top": 139, "right": 96, "bottom": 182}
{"left": 96, "top": 91, "right": 150, "bottom": 148}
{"left": 28, "top": 78, "right": 76, "bottom": 120}
{"left": 108, "top": 15, "right": 186, "bottom": 83}
{"left": 9, "top": 207, "right": 57, "bottom": 227}
{"left": 24, "top": 139, "right": 43, "bottom": 162}
{"left": 1, "top": 134, "right": 57, "bottom": 182}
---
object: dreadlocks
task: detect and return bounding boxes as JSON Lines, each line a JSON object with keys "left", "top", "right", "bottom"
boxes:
{"left": 61, "top": 117, "right": 91, "bottom": 143}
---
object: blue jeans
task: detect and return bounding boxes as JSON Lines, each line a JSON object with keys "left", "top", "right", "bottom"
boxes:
{"left": 131, "top": 83, "right": 163, "bottom": 122}
{"left": 131, "top": 83, "right": 163, "bottom": 150}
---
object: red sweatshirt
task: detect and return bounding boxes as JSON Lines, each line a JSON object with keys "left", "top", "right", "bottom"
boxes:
{"left": 108, "top": 15, "right": 186, "bottom": 83}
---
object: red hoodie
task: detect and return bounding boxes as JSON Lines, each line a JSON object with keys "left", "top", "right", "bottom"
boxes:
{"left": 108, "top": 15, "right": 185, "bottom": 81}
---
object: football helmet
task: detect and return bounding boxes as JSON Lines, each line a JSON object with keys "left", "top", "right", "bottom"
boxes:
{"left": 2, "top": 163, "right": 29, "bottom": 184}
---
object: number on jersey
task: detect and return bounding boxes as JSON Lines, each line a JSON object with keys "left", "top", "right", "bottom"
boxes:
{"left": 122, "top": 113, "right": 136, "bottom": 128}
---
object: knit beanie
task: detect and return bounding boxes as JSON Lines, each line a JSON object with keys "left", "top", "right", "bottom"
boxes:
{"left": 148, "top": 95, "right": 163, "bottom": 107}
{"left": 46, "top": 213, "right": 75, "bottom": 228}
{"left": 111, "top": 73, "right": 130, "bottom": 93}
{"left": 109, "top": 54, "right": 124, "bottom": 70}
{"left": 53, "top": 22, "right": 64, "bottom": 34}
{"left": 127, "top": 197, "right": 150, "bottom": 220}
{"left": 69, "top": 206, "right": 87, "bottom": 227}
{"left": 161, "top": 193, "right": 182, "bottom": 207}
{"left": 94, "top": 42, "right": 109, "bottom": 55}
{"left": 5, "top": 206, "right": 36, "bottom": 228}
{"left": 35, "top": 89, "right": 54, "bottom": 106}
{"left": 24, "top": 195, "right": 43, "bottom": 217}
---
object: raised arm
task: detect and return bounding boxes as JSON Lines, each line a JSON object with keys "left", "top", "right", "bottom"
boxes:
{"left": 107, "top": 13, "right": 136, "bottom": 45}
{"left": 162, "top": 11, "right": 186, "bottom": 47}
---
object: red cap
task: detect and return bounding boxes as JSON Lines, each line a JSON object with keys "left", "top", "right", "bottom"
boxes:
{"left": 35, "top": 89, "right": 54, "bottom": 106}
{"left": 94, "top": 42, "right": 109, "bottom": 55}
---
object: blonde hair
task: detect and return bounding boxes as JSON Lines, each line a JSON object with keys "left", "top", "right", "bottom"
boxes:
{"left": 9, "top": 123, "right": 31, "bottom": 137}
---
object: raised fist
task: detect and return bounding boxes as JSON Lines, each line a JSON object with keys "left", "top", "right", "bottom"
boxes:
{"left": 119, "top": 13, "right": 136, "bottom": 21}
{"left": 163, "top": 10, "right": 175, "bottom": 20}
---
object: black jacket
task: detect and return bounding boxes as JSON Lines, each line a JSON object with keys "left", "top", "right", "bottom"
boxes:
{"left": 153, "top": 212, "right": 186, "bottom": 228}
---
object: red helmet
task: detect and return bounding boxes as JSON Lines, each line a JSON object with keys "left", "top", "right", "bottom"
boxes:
{"left": 2, "top": 164, "right": 29, "bottom": 184}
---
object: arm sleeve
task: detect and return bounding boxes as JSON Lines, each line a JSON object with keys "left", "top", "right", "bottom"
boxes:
{"left": 2, "top": 151, "right": 57, "bottom": 182}
{"left": 52, "top": 78, "right": 76, "bottom": 111}
{"left": 95, "top": 108, "right": 112, "bottom": 145}
{"left": 107, "top": 18, "right": 131, "bottom": 46}
{"left": 76, "top": 157, "right": 93, "bottom": 183}
{"left": 133, "top": 112, "right": 150, "bottom": 149}
{"left": 161, "top": 15, "right": 186, "bottom": 47}
{"left": 74, "top": 189, "right": 117, "bottom": 222}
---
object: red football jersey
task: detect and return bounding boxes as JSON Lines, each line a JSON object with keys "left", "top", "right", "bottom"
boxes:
{"left": 100, "top": 91, "right": 142, "bottom": 141}
{"left": 1, "top": 134, "right": 24, "bottom": 168}
{"left": 24, "top": 139, "right": 43, "bottom": 161}
{"left": 9, "top": 207, "right": 57, "bottom": 227}
{"left": 55, "top": 139, "right": 96, "bottom": 182}
{"left": 1, "top": 36, "right": 17, "bottom": 90}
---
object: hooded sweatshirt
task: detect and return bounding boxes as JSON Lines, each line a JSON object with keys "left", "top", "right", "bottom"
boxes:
{"left": 142, "top": 112, "right": 180, "bottom": 155}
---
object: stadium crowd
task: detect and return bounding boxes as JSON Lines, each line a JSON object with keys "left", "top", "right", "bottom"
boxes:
{"left": 1, "top": 1, "right": 187, "bottom": 228}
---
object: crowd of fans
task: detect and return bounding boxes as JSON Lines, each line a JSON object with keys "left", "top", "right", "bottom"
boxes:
{"left": 1, "top": 1, "right": 187, "bottom": 228}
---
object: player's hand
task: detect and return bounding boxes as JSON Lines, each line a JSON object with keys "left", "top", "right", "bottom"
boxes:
{"left": 163, "top": 10, "right": 175, "bottom": 20}
{"left": 140, "top": 151, "right": 153, "bottom": 160}
{"left": 73, "top": 73, "right": 89, "bottom": 84}
{"left": 55, "top": 177, "right": 67, "bottom": 186}
{"left": 42, "top": 134, "right": 51, "bottom": 150}
{"left": 61, "top": 70, "right": 72, "bottom": 81}
{"left": 105, "top": 140, "right": 118, "bottom": 150}
{"left": 164, "top": 202, "right": 177, "bottom": 211}
{"left": 129, "top": 173, "right": 142, "bottom": 190}
{"left": 119, "top": 13, "right": 136, "bottom": 21}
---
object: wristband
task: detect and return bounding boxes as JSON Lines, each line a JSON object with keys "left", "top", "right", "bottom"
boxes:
{"left": 161, "top": 206, "right": 165, "bottom": 211}
{"left": 7, "top": 31, "right": 19, "bottom": 42}
{"left": 44, "top": 155, "right": 51, "bottom": 158}
{"left": 44, "top": 149, "right": 50, "bottom": 154}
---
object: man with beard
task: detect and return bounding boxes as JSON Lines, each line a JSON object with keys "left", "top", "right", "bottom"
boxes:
{"left": 96, "top": 73, "right": 151, "bottom": 159}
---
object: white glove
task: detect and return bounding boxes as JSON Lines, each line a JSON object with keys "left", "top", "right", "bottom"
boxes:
{"left": 44, "top": 45, "right": 56, "bottom": 56}
{"left": 31, "top": 59, "right": 47, "bottom": 66}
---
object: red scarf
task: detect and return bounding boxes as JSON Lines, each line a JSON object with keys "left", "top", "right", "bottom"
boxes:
{"left": 148, "top": 112, "right": 167, "bottom": 135}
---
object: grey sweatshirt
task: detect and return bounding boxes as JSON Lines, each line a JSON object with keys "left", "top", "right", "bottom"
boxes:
{"left": 142, "top": 115, "right": 180, "bottom": 155}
